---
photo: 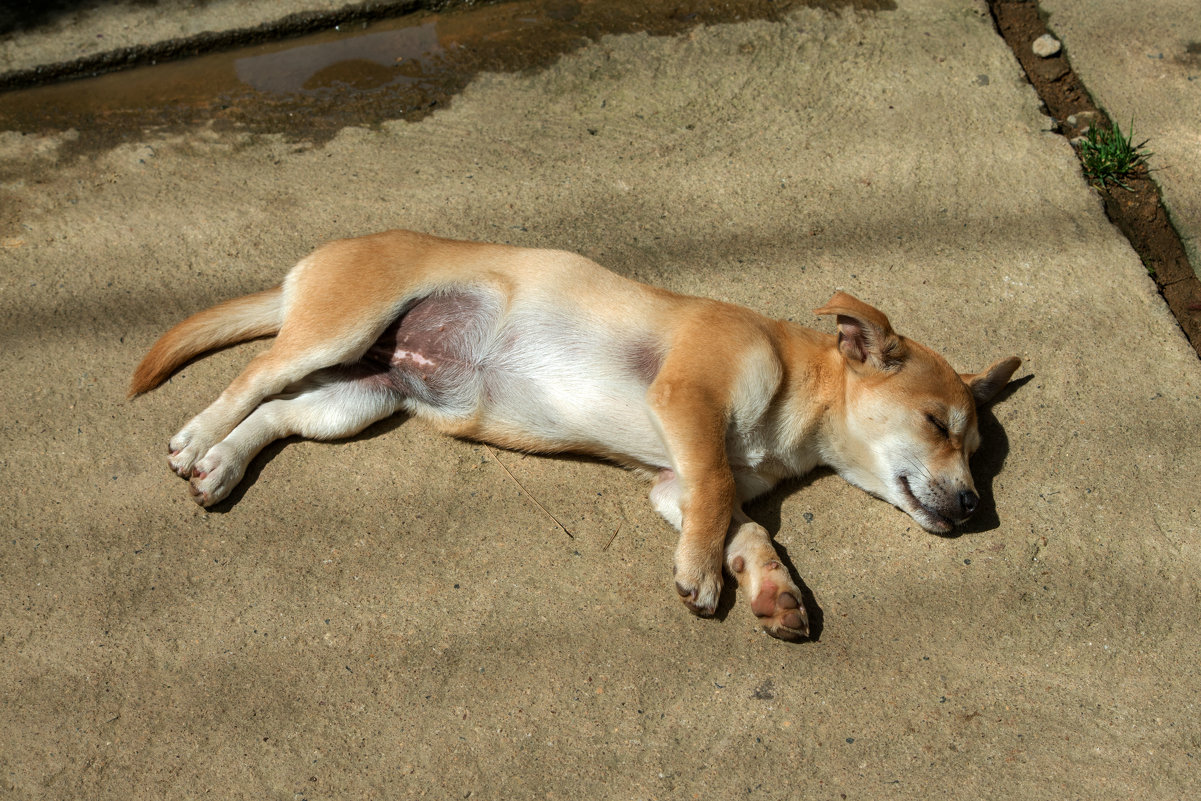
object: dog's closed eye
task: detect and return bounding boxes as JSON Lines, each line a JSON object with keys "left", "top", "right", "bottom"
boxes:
{"left": 925, "top": 413, "right": 950, "bottom": 439}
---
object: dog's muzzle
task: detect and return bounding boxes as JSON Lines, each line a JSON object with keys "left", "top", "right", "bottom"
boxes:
{"left": 898, "top": 475, "right": 977, "bottom": 533}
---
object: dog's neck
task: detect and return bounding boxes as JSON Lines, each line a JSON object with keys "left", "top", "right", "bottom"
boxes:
{"left": 763, "top": 322, "right": 847, "bottom": 469}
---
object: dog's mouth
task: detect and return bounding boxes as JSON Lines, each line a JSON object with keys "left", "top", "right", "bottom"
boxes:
{"left": 897, "top": 474, "right": 954, "bottom": 533}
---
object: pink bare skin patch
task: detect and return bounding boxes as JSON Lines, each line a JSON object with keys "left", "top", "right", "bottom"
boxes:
{"left": 361, "top": 291, "right": 497, "bottom": 409}
{"left": 365, "top": 292, "right": 487, "bottom": 372}
{"left": 393, "top": 349, "right": 437, "bottom": 368}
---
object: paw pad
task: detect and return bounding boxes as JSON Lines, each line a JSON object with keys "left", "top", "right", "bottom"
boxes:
{"left": 752, "top": 580, "right": 809, "bottom": 641}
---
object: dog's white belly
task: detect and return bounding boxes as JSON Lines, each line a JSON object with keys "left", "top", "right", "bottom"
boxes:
{"left": 483, "top": 307, "right": 670, "bottom": 465}
{"left": 366, "top": 290, "right": 669, "bottom": 467}
{"left": 483, "top": 357, "right": 665, "bottom": 463}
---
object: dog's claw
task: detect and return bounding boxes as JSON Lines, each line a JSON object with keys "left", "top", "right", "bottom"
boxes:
{"left": 672, "top": 545, "right": 723, "bottom": 617}
{"left": 675, "top": 582, "right": 717, "bottom": 616}
{"left": 766, "top": 614, "right": 808, "bottom": 642}
{"left": 673, "top": 575, "right": 720, "bottom": 617}
{"left": 187, "top": 479, "right": 209, "bottom": 506}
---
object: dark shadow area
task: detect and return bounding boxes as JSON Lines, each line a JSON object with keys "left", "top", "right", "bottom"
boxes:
{"left": 713, "top": 573, "right": 738, "bottom": 622}
{"left": 205, "top": 409, "right": 410, "bottom": 511}
{"left": 744, "top": 470, "right": 830, "bottom": 536}
{"left": 0, "top": 0, "right": 141, "bottom": 37}
{"left": 206, "top": 434, "right": 297, "bottom": 512}
{"left": 956, "top": 372, "right": 1032, "bottom": 536}
{"left": 772, "top": 540, "right": 824, "bottom": 642}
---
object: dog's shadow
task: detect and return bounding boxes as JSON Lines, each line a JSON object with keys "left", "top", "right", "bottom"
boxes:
{"left": 207, "top": 413, "right": 411, "bottom": 511}
{"left": 954, "top": 373, "right": 1031, "bottom": 536}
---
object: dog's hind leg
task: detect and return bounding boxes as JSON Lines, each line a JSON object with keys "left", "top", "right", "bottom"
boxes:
{"left": 186, "top": 367, "right": 403, "bottom": 506}
{"left": 724, "top": 512, "right": 809, "bottom": 641}
{"left": 168, "top": 292, "right": 397, "bottom": 477}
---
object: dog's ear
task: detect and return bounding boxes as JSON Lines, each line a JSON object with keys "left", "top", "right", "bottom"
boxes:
{"left": 814, "top": 292, "right": 905, "bottom": 369}
{"left": 960, "top": 356, "right": 1022, "bottom": 405}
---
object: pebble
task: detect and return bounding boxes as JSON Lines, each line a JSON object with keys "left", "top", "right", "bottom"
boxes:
{"left": 1066, "top": 110, "right": 1101, "bottom": 136}
{"left": 1066, "top": 111, "right": 1100, "bottom": 129}
{"left": 1033, "top": 34, "right": 1062, "bottom": 58}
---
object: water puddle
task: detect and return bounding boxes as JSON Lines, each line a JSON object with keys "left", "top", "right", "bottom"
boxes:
{"left": 0, "top": 0, "right": 890, "bottom": 152}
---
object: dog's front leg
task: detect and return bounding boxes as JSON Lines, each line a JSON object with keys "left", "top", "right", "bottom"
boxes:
{"left": 647, "top": 384, "right": 737, "bottom": 618}
{"left": 725, "top": 511, "right": 809, "bottom": 641}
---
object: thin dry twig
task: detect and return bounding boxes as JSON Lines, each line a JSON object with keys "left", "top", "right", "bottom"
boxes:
{"left": 602, "top": 521, "right": 622, "bottom": 552}
{"left": 483, "top": 443, "right": 573, "bottom": 539}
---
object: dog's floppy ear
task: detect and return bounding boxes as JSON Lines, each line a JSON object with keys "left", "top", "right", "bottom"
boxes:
{"left": 814, "top": 292, "right": 905, "bottom": 369}
{"left": 960, "top": 356, "right": 1022, "bottom": 405}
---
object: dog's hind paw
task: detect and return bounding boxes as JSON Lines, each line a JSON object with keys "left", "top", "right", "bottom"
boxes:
{"left": 186, "top": 445, "right": 245, "bottom": 507}
{"left": 168, "top": 428, "right": 207, "bottom": 478}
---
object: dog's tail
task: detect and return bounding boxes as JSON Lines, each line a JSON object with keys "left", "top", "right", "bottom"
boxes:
{"left": 128, "top": 286, "right": 284, "bottom": 397}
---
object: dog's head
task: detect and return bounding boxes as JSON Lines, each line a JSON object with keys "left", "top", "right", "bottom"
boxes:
{"left": 814, "top": 293, "right": 1020, "bottom": 533}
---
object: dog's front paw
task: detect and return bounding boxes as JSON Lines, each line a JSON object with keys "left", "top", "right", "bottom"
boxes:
{"left": 187, "top": 445, "right": 244, "bottom": 507}
{"left": 733, "top": 556, "right": 809, "bottom": 641}
{"left": 673, "top": 552, "right": 723, "bottom": 617}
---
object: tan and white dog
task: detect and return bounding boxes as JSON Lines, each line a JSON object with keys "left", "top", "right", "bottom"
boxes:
{"left": 131, "top": 230, "right": 1020, "bottom": 641}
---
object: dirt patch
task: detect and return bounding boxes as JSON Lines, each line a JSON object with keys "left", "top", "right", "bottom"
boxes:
{"left": 988, "top": 0, "right": 1201, "bottom": 356}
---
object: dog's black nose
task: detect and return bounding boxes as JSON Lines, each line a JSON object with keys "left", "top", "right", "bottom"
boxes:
{"left": 959, "top": 490, "right": 979, "bottom": 516}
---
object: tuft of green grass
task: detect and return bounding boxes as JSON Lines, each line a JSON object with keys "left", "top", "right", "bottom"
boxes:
{"left": 1078, "top": 119, "right": 1152, "bottom": 189}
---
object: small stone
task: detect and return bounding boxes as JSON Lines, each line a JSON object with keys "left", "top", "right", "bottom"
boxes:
{"left": 1066, "top": 110, "right": 1100, "bottom": 135}
{"left": 1066, "top": 111, "right": 1098, "bottom": 128}
{"left": 1032, "top": 34, "right": 1062, "bottom": 58}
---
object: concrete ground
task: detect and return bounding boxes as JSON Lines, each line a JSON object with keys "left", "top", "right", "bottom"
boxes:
{"left": 2, "top": 1, "right": 1199, "bottom": 799}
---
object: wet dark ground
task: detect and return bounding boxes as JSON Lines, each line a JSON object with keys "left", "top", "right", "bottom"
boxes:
{"left": 0, "top": 0, "right": 889, "bottom": 153}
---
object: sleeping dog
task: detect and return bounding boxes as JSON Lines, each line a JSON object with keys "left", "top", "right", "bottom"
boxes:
{"left": 131, "top": 230, "right": 1020, "bottom": 640}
